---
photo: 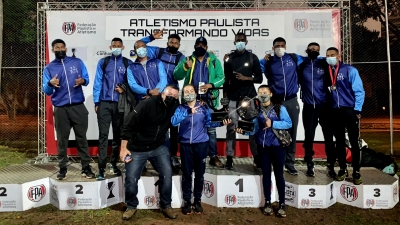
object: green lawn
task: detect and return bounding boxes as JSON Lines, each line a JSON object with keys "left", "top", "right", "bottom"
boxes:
{"left": 0, "top": 146, "right": 36, "bottom": 169}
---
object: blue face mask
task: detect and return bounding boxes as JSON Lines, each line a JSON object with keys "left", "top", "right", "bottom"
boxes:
{"left": 111, "top": 48, "right": 122, "bottom": 56}
{"left": 326, "top": 57, "right": 337, "bottom": 66}
{"left": 235, "top": 42, "right": 246, "bottom": 51}
{"left": 136, "top": 47, "right": 148, "bottom": 58}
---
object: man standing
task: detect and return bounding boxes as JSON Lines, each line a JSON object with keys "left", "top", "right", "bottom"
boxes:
{"left": 174, "top": 37, "right": 225, "bottom": 168}
{"left": 223, "top": 32, "right": 263, "bottom": 170}
{"left": 140, "top": 30, "right": 185, "bottom": 171}
{"left": 126, "top": 40, "right": 167, "bottom": 102}
{"left": 93, "top": 37, "right": 133, "bottom": 180}
{"left": 325, "top": 47, "right": 365, "bottom": 185}
{"left": 298, "top": 42, "right": 335, "bottom": 177}
{"left": 259, "top": 37, "right": 304, "bottom": 175}
{"left": 120, "top": 85, "right": 180, "bottom": 220}
{"left": 42, "top": 39, "right": 95, "bottom": 180}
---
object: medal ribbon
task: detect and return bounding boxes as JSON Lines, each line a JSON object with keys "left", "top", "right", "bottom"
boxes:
{"left": 329, "top": 64, "right": 340, "bottom": 87}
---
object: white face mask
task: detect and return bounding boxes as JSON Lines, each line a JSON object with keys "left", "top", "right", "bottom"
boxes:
{"left": 274, "top": 47, "right": 286, "bottom": 57}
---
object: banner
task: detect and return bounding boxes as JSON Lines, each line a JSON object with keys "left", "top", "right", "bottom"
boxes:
{"left": 46, "top": 10, "right": 340, "bottom": 155}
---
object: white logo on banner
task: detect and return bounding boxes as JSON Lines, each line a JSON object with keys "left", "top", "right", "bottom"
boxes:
{"left": 62, "top": 22, "right": 96, "bottom": 35}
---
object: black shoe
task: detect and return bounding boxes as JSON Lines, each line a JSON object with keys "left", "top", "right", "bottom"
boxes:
{"left": 110, "top": 164, "right": 122, "bottom": 176}
{"left": 336, "top": 168, "right": 348, "bottom": 181}
{"left": 57, "top": 167, "right": 67, "bottom": 180}
{"left": 171, "top": 156, "right": 181, "bottom": 168}
{"left": 81, "top": 166, "right": 96, "bottom": 179}
{"left": 225, "top": 156, "right": 234, "bottom": 170}
{"left": 193, "top": 201, "right": 203, "bottom": 214}
{"left": 262, "top": 201, "right": 273, "bottom": 215}
{"left": 285, "top": 165, "right": 298, "bottom": 175}
{"left": 326, "top": 167, "right": 337, "bottom": 179}
{"left": 306, "top": 161, "right": 315, "bottom": 177}
{"left": 352, "top": 171, "right": 363, "bottom": 185}
{"left": 277, "top": 203, "right": 287, "bottom": 218}
{"left": 182, "top": 200, "right": 192, "bottom": 215}
{"left": 209, "top": 156, "right": 224, "bottom": 168}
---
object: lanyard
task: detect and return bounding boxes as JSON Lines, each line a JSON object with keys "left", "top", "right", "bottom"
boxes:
{"left": 328, "top": 64, "right": 340, "bottom": 86}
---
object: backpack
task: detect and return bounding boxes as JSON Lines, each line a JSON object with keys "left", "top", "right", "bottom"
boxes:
{"left": 264, "top": 53, "right": 298, "bottom": 82}
{"left": 157, "top": 48, "right": 183, "bottom": 67}
{"left": 102, "top": 56, "right": 129, "bottom": 79}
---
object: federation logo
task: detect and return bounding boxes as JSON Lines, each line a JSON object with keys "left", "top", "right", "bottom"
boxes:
{"left": 203, "top": 180, "right": 214, "bottom": 198}
{"left": 144, "top": 196, "right": 156, "bottom": 207}
{"left": 340, "top": 184, "right": 358, "bottom": 202}
{"left": 301, "top": 199, "right": 310, "bottom": 208}
{"left": 225, "top": 195, "right": 237, "bottom": 206}
{"left": 366, "top": 199, "right": 375, "bottom": 208}
{"left": 27, "top": 185, "right": 46, "bottom": 202}
{"left": 294, "top": 19, "right": 308, "bottom": 32}
{"left": 394, "top": 185, "right": 398, "bottom": 202}
{"left": 67, "top": 197, "right": 77, "bottom": 208}
{"left": 62, "top": 22, "right": 76, "bottom": 35}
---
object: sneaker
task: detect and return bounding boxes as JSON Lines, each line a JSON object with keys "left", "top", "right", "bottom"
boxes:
{"left": 57, "top": 168, "right": 67, "bottom": 180}
{"left": 81, "top": 166, "right": 96, "bottom": 179}
{"left": 336, "top": 168, "right": 348, "bottom": 181}
{"left": 277, "top": 203, "right": 287, "bottom": 218}
{"left": 262, "top": 201, "right": 273, "bottom": 216}
{"left": 182, "top": 201, "right": 192, "bottom": 215}
{"left": 110, "top": 164, "right": 122, "bottom": 176}
{"left": 285, "top": 166, "right": 298, "bottom": 175}
{"left": 253, "top": 156, "right": 262, "bottom": 170}
{"left": 193, "top": 201, "right": 203, "bottom": 214}
{"left": 96, "top": 168, "right": 105, "bottom": 181}
{"left": 122, "top": 208, "right": 137, "bottom": 220}
{"left": 209, "top": 156, "right": 224, "bottom": 168}
{"left": 306, "top": 161, "right": 315, "bottom": 177}
{"left": 352, "top": 171, "right": 363, "bottom": 185}
{"left": 225, "top": 156, "right": 234, "bottom": 170}
{"left": 162, "top": 207, "right": 178, "bottom": 219}
{"left": 326, "top": 167, "right": 337, "bottom": 179}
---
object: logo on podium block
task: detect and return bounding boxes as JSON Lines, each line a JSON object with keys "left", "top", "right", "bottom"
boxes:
{"left": 67, "top": 197, "right": 77, "bottom": 208}
{"left": 340, "top": 184, "right": 358, "bottom": 202}
{"left": 301, "top": 199, "right": 310, "bottom": 208}
{"left": 225, "top": 195, "right": 237, "bottom": 206}
{"left": 366, "top": 199, "right": 375, "bottom": 208}
{"left": 393, "top": 185, "right": 398, "bottom": 202}
{"left": 27, "top": 185, "right": 46, "bottom": 202}
{"left": 203, "top": 181, "right": 214, "bottom": 198}
{"left": 285, "top": 184, "right": 296, "bottom": 203}
{"left": 144, "top": 196, "right": 156, "bottom": 207}
{"left": 330, "top": 183, "right": 334, "bottom": 200}
{"left": 107, "top": 182, "right": 115, "bottom": 199}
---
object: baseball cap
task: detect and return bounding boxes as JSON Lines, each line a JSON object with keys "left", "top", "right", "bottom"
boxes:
{"left": 195, "top": 37, "right": 207, "bottom": 46}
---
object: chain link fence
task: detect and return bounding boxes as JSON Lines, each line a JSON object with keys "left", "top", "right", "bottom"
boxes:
{"left": 351, "top": 0, "right": 400, "bottom": 155}
{"left": 0, "top": 0, "right": 38, "bottom": 149}
{"left": 0, "top": 0, "right": 398, "bottom": 155}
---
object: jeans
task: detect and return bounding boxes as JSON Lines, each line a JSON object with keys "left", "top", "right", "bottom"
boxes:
{"left": 258, "top": 145, "right": 286, "bottom": 204}
{"left": 180, "top": 142, "right": 208, "bottom": 202}
{"left": 125, "top": 145, "right": 173, "bottom": 209}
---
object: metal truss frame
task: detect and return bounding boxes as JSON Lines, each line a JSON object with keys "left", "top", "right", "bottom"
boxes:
{"left": 37, "top": 1, "right": 351, "bottom": 162}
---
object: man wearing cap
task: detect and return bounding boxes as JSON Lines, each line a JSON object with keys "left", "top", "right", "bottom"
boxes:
{"left": 173, "top": 37, "right": 225, "bottom": 168}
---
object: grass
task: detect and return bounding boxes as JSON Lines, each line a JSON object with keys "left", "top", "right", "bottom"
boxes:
{"left": 0, "top": 146, "right": 36, "bottom": 169}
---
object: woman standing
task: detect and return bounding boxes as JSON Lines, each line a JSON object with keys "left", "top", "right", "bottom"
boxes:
{"left": 236, "top": 85, "right": 292, "bottom": 217}
{"left": 171, "top": 84, "right": 230, "bottom": 215}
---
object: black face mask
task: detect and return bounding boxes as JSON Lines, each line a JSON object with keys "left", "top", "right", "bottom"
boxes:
{"left": 55, "top": 51, "right": 67, "bottom": 59}
{"left": 307, "top": 50, "right": 320, "bottom": 60}
{"left": 167, "top": 46, "right": 178, "bottom": 54}
{"left": 194, "top": 47, "right": 207, "bottom": 57}
{"left": 164, "top": 96, "right": 177, "bottom": 107}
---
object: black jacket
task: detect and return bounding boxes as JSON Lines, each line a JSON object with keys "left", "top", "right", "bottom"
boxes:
{"left": 223, "top": 50, "right": 263, "bottom": 101}
{"left": 121, "top": 95, "right": 179, "bottom": 152}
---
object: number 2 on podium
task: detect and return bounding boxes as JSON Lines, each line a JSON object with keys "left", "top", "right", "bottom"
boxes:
{"left": 235, "top": 178, "right": 243, "bottom": 192}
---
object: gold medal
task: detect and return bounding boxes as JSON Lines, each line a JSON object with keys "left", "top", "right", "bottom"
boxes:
{"left": 331, "top": 85, "right": 336, "bottom": 90}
